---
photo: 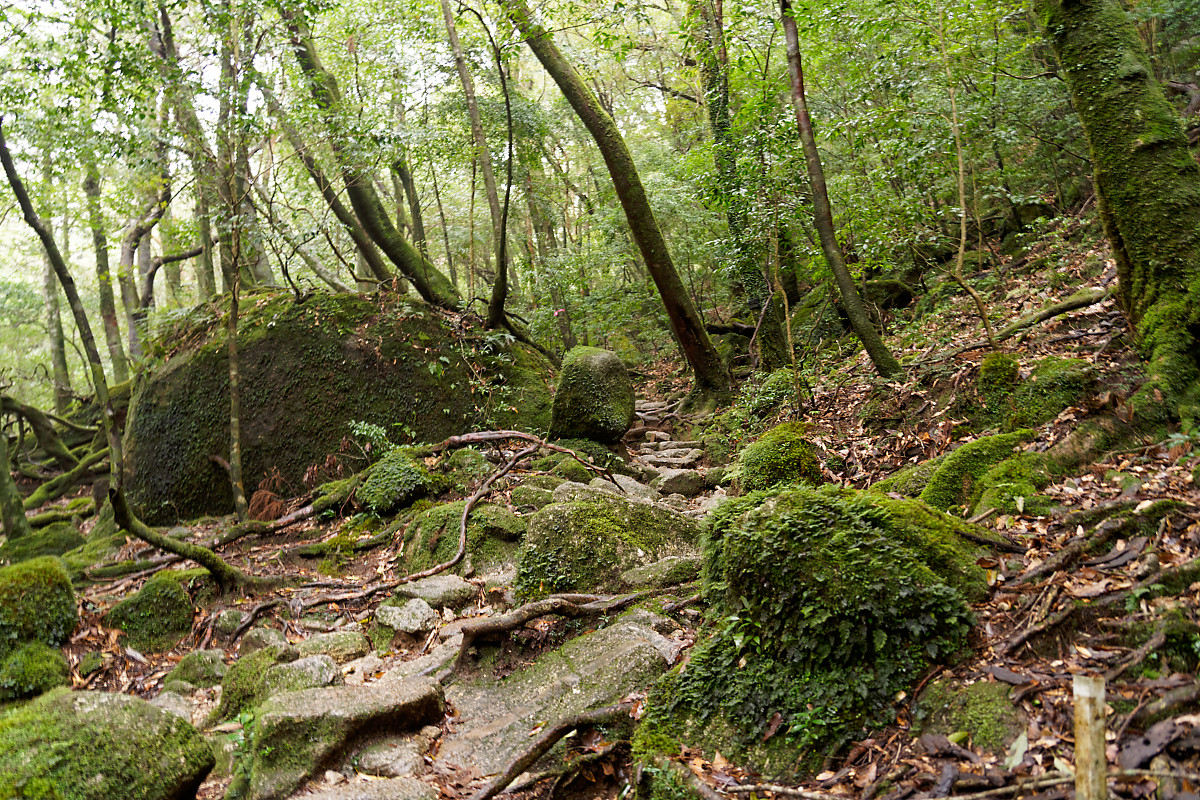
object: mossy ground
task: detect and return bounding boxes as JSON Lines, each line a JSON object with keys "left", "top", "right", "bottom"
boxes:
{"left": 0, "top": 522, "right": 85, "bottom": 565}
{"left": 919, "top": 430, "right": 1034, "bottom": 511}
{"left": 645, "top": 486, "right": 988, "bottom": 778}
{"left": 915, "top": 679, "right": 1025, "bottom": 754}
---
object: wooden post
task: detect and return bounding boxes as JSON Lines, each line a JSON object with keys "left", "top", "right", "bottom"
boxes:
{"left": 1074, "top": 674, "right": 1107, "bottom": 800}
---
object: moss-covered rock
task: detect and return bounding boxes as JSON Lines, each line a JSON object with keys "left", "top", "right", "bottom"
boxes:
{"left": 210, "top": 644, "right": 297, "bottom": 724}
{"left": 641, "top": 486, "right": 988, "bottom": 778}
{"left": 916, "top": 678, "right": 1025, "bottom": 754}
{"left": 919, "top": 430, "right": 1035, "bottom": 511}
{"left": 166, "top": 649, "right": 228, "bottom": 688}
{"left": 0, "top": 557, "right": 76, "bottom": 662}
{"left": 357, "top": 449, "right": 447, "bottom": 515}
{"left": 0, "top": 688, "right": 214, "bottom": 800}
{"left": 737, "top": 422, "right": 823, "bottom": 492}
{"left": 516, "top": 494, "right": 701, "bottom": 599}
{"left": 400, "top": 501, "right": 523, "bottom": 577}
{"left": 124, "top": 293, "right": 553, "bottom": 523}
{"left": 0, "top": 521, "right": 86, "bottom": 565}
{"left": 0, "top": 641, "right": 70, "bottom": 701}
{"left": 441, "top": 448, "right": 493, "bottom": 493}
{"left": 548, "top": 347, "right": 634, "bottom": 443}
{"left": 870, "top": 455, "right": 945, "bottom": 498}
{"left": 104, "top": 572, "right": 197, "bottom": 653}
{"left": 970, "top": 452, "right": 1056, "bottom": 516}
{"left": 1008, "top": 357, "right": 1096, "bottom": 429}
{"left": 978, "top": 352, "right": 1021, "bottom": 416}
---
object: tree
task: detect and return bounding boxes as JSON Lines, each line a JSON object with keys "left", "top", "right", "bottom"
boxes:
{"left": 499, "top": 0, "right": 732, "bottom": 406}
{"left": 780, "top": 0, "right": 902, "bottom": 379}
{"left": 1035, "top": 0, "right": 1200, "bottom": 419}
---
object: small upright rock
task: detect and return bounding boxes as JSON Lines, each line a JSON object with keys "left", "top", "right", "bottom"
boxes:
{"left": 377, "top": 599, "right": 439, "bottom": 635}
{"left": 549, "top": 347, "right": 634, "bottom": 443}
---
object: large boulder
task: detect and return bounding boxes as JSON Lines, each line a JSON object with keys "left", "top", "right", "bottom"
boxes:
{"left": 124, "top": 293, "right": 553, "bottom": 522}
{"left": 515, "top": 493, "right": 701, "bottom": 598}
{"left": 0, "top": 688, "right": 214, "bottom": 799}
{"left": 637, "top": 486, "right": 996, "bottom": 779}
{"left": 548, "top": 347, "right": 634, "bottom": 443}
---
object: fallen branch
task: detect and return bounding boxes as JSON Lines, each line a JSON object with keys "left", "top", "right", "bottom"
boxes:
{"left": 455, "top": 591, "right": 652, "bottom": 669}
{"left": 1106, "top": 621, "right": 1166, "bottom": 682}
{"left": 468, "top": 702, "right": 635, "bottom": 800}
{"left": 931, "top": 288, "right": 1110, "bottom": 359}
{"left": 726, "top": 782, "right": 853, "bottom": 799}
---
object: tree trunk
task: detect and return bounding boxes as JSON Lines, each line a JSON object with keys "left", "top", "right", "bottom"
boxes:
{"left": 500, "top": 0, "right": 731, "bottom": 404}
{"left": 440, "top": 0, "right": 511, "bottom": 328}
{"left": 282, "top": 10, "right": 460, "bottom": 308}
{"left": 1035, "top": 0, "right": 1200, "bottom": 417}
{"left": 83, "top": 163, "right": 130, "bottom": 383}
{"left": 0, "top": 431, "right": 31, "bottom": 540}
{"left": 780, "top": 0, "right": 902, "bottom": 379}
{"left": 693, "top": 0, "right": 788, "bottom": 372}
{"left": 430, "top": 162, "right": 457, "bottom": 287}
{"left": 227, "top": 275, "right": 249, "bottom": 522}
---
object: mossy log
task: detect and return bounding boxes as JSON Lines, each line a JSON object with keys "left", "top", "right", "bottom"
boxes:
{"left": 21, "top": 449, "right": 107, "bottom": 512}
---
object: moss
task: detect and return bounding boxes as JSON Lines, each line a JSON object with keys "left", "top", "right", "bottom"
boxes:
{"left": 737, "top": 422, "right": 822, "bottom": 492}
{"left": 104, "top": 572, "right": 196, "bottom": 653}
{"left": 210, "top": 646, "right": 290, "bottom": 724}
{"left": 0, "top": 522, "right": 85, "bottom": 566}
{"left": 0, "top": 642, "right": 69, "bottom": 701}
{"left": 0, "top": 557, "right": 76, "bottom": 662}
{"left": 123, "top": 293, "right": 552, "bottom": 523}
{"left": 653, "top": 486, "right": 983, "bottom": 778}
{"left": 870, "top": 455, "right": 945, "bottom": 498}
{"left": 401, "top": 501, "right": 522, "bottom": 576}
{"left": 512, "top": 485, "right": 554, "bottom": 509}
{"left": 77, "top": 652, "right": 105, "bottom": 677}
{"left": 59, "top": 500, "right": 124, "bottom": 581}
{"left": 442, "top": 448, "right": 493, "bottom": 493}
{"left": 0, "top": 688, "right": 214, "bottom": 800}
{"left": 978, "top": 353, "right": 1021, "bottom": 416}
{"left": 516, "top": 496, "right": 701, "bottom": 599}
{"left": 915, "top": 679, "right": 1024, "bottom": 754}
{"left": 549, "top": 457, "right": 593, "bottom": 483}
{"left": 549, "top": 347, "right": 635, "bottom": 443}
{"left": 1007, "top": 358, "right": 1096, "bottom": 429}
{"left": 167, "top": 650, "right": 228, "bottom": 688}
{"left": 970, "top": 452, "right": 1055, "bottom": 516}
{"left": 919, "top": 430, "right": 1035, "bottom": 511}
{"left": 356, "top": 448, "right": 447, "bottom": 515}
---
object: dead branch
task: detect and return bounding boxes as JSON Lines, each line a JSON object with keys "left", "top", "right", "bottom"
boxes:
{"left": 468, "top": 702, "right": 635, "bottom": 800}
{"left": 726, "top": 782, "right": 854, "bottom": 799}
{"left": 1128, "top": 678, "right": 1200, "bottom": 729}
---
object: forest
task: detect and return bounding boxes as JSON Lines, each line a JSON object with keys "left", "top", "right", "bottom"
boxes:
{"left": 1, "top": 0, "right": 1200, "bottom": 798}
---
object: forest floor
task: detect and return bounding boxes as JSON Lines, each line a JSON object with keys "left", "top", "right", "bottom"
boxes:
{"left": 22, "top": 212, "right": 1200, "bottom": 800}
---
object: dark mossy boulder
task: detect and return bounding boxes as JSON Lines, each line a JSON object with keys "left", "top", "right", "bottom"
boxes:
{"left": 0, "top": 687, "right": 214, "bottom": 799}
{"left": 105, "top": 571, "right": 199, "bottom": 653}
{"left": 124, "top": 293, "right": 553, "bottom": 523}
{"left": 0, "top": 521, "right": 85, "bottom": 565}
{"left": 0, "top": 641, "right": 70, "bottom": 701}
{"left": 863, "top": 279, "right": 915, "bottom": 310}
{"left": 357, "top": 449, "right": 447, "bottom": 515}
{"left": 548, "top": 347, "right": 634, "bottom": 443}
{"left": 399, "top": 501, "right": 525, "bottom": 577}
{"left": 919, "top": 430, "right": 1035, "bottom": 511}
{"left": 737, "top": 422, "right": 823, "bottom": 492}
{"left": 515, "top": 494, "right": 701, "bottom": 599}
{"left": 638, "top": 486, "right": 990, "bottom": 779}
{"left": 0, "top": 557, "right": 76, "bottom": 661}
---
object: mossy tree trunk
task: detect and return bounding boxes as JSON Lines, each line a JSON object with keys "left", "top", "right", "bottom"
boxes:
{"left": 1034, "top": 0, "right": 1200, "bottom": 417}
{"left": 781, "top": 0, "right": 902, "bottom": 379}
{"left": 227, "top": 275, "right": 249, "bottom": 522}
{"left": 500, "top": 0, "right": 732, "bottom": 405}
{"left": 0, "top": 431, "right": 32, "bottom": 540}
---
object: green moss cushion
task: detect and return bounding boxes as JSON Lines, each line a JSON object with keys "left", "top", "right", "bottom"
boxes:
{"left": 0, "top": 557, "right": 76, "bottom": 661}
{"left": 737, "top": 422, "right": 822, "bottom": 491}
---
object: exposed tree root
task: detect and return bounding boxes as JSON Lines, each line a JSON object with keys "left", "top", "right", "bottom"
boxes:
{"left": 468, "top": 702, "right": 635, "bottom": 800}
{"left": 433, "top": 431, "right": 618, "bottom": 485}
{"left": 21, "top": 449, "right": 107, "bottom": 510}
{"left": 935, "top": 288, "right": 1110, "bottom": 359}
{"left": 1016, "top": 516, "right": 1126, "bottom": 586}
